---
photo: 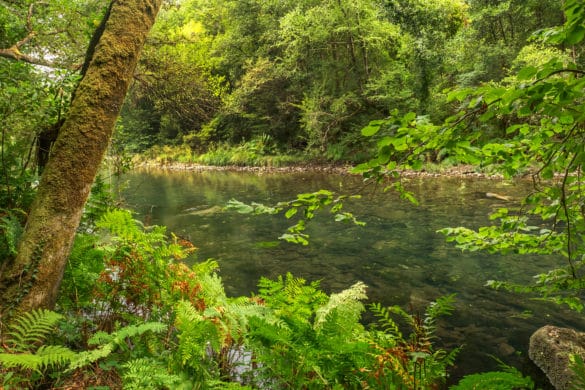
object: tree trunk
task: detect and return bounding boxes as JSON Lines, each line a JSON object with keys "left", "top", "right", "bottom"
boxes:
{"left": 0, "top": 0, "right": 163, "bottom": 320}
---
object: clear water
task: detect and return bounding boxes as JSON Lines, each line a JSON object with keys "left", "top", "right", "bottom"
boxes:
{"left": 118, "top": 169, "right": 585, "bottom": 384}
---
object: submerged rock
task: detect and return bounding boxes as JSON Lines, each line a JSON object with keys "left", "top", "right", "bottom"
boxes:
{"left": 185, "top": 205, "right": 223, "bottom": 216}
{"left": 497, "top": 342, "right": 516, "bottom": 357}
{"left": 529, "top": 325, "right": 585, "bottom": 389}
{"left": 485, "top": 192, "right": 513, "bottom": 201}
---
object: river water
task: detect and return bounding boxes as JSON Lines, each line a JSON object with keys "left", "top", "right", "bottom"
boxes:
{"left": 119, "top": 168, "right": 584, "bottom": 384}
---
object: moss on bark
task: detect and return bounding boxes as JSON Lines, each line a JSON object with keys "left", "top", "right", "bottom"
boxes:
{"left": 0, "top": 0, "right": 164, "bottom": 322}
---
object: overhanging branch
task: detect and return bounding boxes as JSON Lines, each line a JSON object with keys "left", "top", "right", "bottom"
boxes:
{"left": 0, "top": 1, "right": 78, "bottom": 69}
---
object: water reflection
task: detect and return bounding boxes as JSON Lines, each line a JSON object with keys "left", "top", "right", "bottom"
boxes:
{"left": 119, "top": 169, "right": 583, "bottom": 384}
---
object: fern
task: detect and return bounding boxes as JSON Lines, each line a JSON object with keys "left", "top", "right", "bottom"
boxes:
{"left": 68, "top": 321, "right": 167, "bottom": 371}
{"left": 92, "top": 209, "right": 197, "bottom": 321}
{"left": 369, "top": 302, "right": 403, "bottom": 340}
{"left": 246, "top": 315, "right": 292, "bottom": 348}
{"left": 68, "top": 344, "right": 114, "bottom": 372}
{"left": 3, "top": 309, "right": 64, "bottom": 352}
{"left": 192, "top": 258, "right": 220, "bottom": 275}
{"left": 314, "top": 281, "right": 367, "bottom": 331}
{"left": 569, "top": 353, "right": 585, "bottom": 390}
{"left": 0, "top": 209, "right": 24, "bottom": 256}
{"left": 96, "top": 209, "right": 177, "bottom": 260}
{"left": 198, "top": 272, "right": 229, "bottom": 307}
{"left": 0, "top": 309, "right": 76, "bottom": 381}
{"left": 257, "top": 272, "right": 328, "bottom": 323}
{"left": 89, "top": 322, "right": 167, "bottom": 346}
{"left": 122, "top": 357, "right": 182, "bottom": 389}
{"left": 81, "top": 174, "right": 117, "bottom": 228}
{"left": 96, "top": 209, "right": 176, "bottom": 259}
{"left": 247, "top": 275, "right": 374, "bottom": 388}
{"left": 450, "top": 366, "right": 535, "bottom": 389}
{"left": 174, "top": 300, "right": 220, "bottom": 367}
{"left": 366, "top": 297, "right": 458, "bottom": 389}
{"left": 424, "top": 293, "right": 456, "bottom": 337}
{"left": 59, "top": 233, "right": 106, "bottom": 311}
{"left": 96, "top": 209, "right": 146, "bottom": 243}
{"left": 0, "top": 345, "right": 76, "bottom": 373}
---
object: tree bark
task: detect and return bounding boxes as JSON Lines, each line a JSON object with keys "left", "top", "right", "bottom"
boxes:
{"left": 0, "top": 0, "right": 163, "bottom": 320}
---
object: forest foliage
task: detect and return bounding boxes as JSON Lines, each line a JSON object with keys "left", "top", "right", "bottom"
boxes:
{"left": 116, "top": 0, "right": 563, "bottom": 160}
{"left": 2, "top": 0, "right": 585, "bottom": 388}
{"left": 0, "top": 0, "right": 566, "bottom": 169}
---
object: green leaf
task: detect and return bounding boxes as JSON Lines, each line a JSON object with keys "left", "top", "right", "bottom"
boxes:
{"left": 377, "top": 136, "right": 393, "bottom": 148}
{"left": 392, "top": 137, "right": 408, "bottom": 152}
{"left": 479, "top": 110, "right": 496, "bottom": 122}
{"left": 401, "top": 112, "right": 416, "bottom": 126}
{"left": 559, "top": 115, "right": 574, "bottom": 125}
{"left": 361, "top": 120, "right": 384, "bottom": 136}
{"left": 517, "top": 66, "right": 538, "bottom": 81}
{"left": 377, "top": 145, "right": 392, "bottom": 163}
{"left": 226, "top": 199, "right": 254, "bottom": 214}
{"left": 334, "top": 213, "right": 350, "bottom": 222}
{"left": 410, "top": 159, "right": 423, "bottom": 171}
{"left": 400, "top": 191, "right": 419, "bottom": 206}
{"left": 279, "top": 233, "right": 309, "bottom": 246}
{"left": 285, "top": 208, "right": 298, "bottom": 219}
{"left": 447, "top": 88, "right": 471, "bottom": 102}
{"left": 350, "top": 163, "right": 370, "bottom": 174}
{"left": 566, "top": 24, "right": 585, "bottom": 44}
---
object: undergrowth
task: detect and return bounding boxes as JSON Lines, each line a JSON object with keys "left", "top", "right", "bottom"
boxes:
{"left": 136, "top": 143, "right": 304, "bottom": 167}
{"left": 0, "top": 207, "right": 546, "bottom": 388}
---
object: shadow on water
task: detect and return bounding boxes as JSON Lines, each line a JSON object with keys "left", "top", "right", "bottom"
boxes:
{"left": 119, "top": 169, "right": 584, "bottom": 386}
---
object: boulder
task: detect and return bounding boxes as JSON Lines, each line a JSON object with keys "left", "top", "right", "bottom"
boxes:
{"left": 529, "top": 325, "right": 585, "bottom": 389}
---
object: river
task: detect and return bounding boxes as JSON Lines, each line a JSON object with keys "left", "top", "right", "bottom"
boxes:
{"left": 118, "top": 168, "right": 584, "bottom": 385}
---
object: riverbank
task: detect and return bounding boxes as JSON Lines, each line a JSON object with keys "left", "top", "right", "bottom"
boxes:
{"left": 133, "top": 160, "right": 503, "bottom": 179}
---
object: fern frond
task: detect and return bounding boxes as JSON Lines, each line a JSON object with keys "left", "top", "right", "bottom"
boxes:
{"left": 0, "top": 345, "right": 76, "bottom": 373}
{"left": 221, "top": 297, "right": 270, "bottom": 330}
{"left": 257, "top": 273, "right": 328, "bottom": 323}
{"left": 0, "top": 210, "right": 24, "bottom": 255}
{"left": 5, "top": 309, "right": 64, "bottom": 352}
{"left": 192, "top": 258, "right": 220, "bottom": 275}
{"left": 570, "top": 353, "right": 585, "bottom": 390}
{"left": 424, "top": 294, "right": 456, "bottom": 334}
{"left": 175, "top": 300, "right": 204, "bottom": 324}
{"left": 68, "top": 344, "right": 114, "bottom": 371}
{"left": 122, "top": 357, "right": 181, "bottom": 390}
{"left": 174, "top": 300, "right": 220, "bottom": 367}
{"left": 0, "top": 352, "right": 44, "bottom": 372}
{"left": 247, "top": 316, "right": 291, "bottom": 347}
{"left": 425, "top": 294, "right": 456, "bottom": 320}
{"left": 109, "top": 322, "right": 167, "bottom": 346}
{"left": 96, "top": 209, "right": 146, "bottom": 242}
{"left": 69, "top": 322, "right": 166, "bottom": 371}
{"left": 369, "top": 303, "right": 402, "bottom": 339}
{"left": 60, "top": 234, "right": 105, "bottom": 310}
{"left": 34, "top": 345, "right": 77, "bottom": 370}
{"left": 439, "top": 346, "right": 461, "bottom": 369}
{"left": 450, "top": 368, "right": 535, "bottom": 389}
{"left": 87, "top": 322, "right": 167, "bottom": 347}
{"left": 87, "top": 330, "right": 112, "bottom": 346}
{"left": 199, "top": 273, "right": 228, "bottom": 306}
{"left": 314, "top": 281, "right": 367, "bottom": 331}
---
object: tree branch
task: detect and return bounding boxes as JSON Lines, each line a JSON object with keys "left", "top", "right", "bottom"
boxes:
{"left": 0, "top": 46, "right": 69, "bottom": 68}
{"left": 533, "top": 68, "right": 585, "bottom": 84}
{"left": 0, "top": 1, "right": 77, "bottom": 69}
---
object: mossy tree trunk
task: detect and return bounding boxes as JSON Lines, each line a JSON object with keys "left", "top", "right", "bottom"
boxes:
{"left": 0, "top": 0, "right": 163, "bottom": 320}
